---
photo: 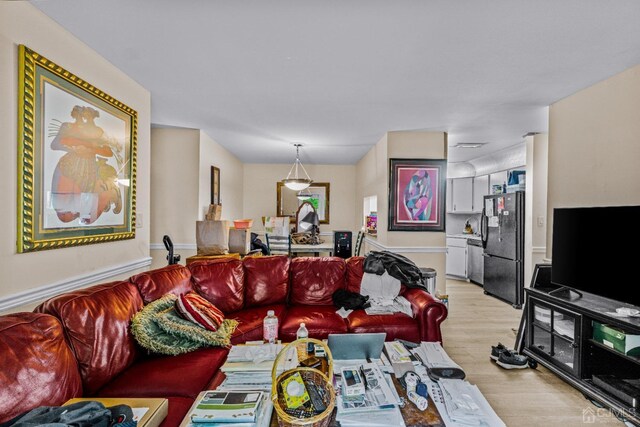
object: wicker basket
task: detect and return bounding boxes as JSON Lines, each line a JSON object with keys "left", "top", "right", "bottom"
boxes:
{"left": 271, "top": 338, "right": 336, "bottom": 427}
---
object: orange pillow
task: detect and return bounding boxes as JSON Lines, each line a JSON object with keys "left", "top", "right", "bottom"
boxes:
{"left": 175, "top": 292, "right": 225, "bottom": 331}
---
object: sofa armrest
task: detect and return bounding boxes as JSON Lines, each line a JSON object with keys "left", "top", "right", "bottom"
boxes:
{"left": 401, "top": 287, "right": 448, "bottom": 343}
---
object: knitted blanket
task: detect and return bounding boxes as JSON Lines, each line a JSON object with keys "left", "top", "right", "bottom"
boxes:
{"left": 131, "top": 294, "right": 238, "bottom": 355}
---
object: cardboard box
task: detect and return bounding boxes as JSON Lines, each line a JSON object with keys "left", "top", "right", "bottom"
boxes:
{"left": 593, "top": 321, "right": 640, "bottom": 357}
{"left": 64, "top": 398, "right": 168, "bottom": 427}
{"left": 229, "top": 228, "right": 251, "bottom": 255}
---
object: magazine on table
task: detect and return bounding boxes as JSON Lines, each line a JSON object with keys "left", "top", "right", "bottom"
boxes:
{"left": 190, "top": 391, "right": 263, "bottom": 423}
{"left": 336, "top": 363, "right": 400, "bottom": 414}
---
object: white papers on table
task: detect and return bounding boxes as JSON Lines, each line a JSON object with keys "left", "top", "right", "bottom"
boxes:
{"left": 384, "top": 341, "right": 413, "bottom": 364}
{"left": 184, "top": 391, "right": 273, "bottom": 427}
{"left": 226, "top": 343, "right": 283, "bottom": 364}
{"left": 336, "top": 405, "right": 406, "bottom": 427}
{"left": 412, "top": 342, "right": 463, "bottom": 370}
{"left": 336, "top": 364, "right": 400, "bottom": 414}
{"left": 439, "top": 379, "right": 506, "bottom": 427}
{"left": 131, "top": 408, "right": 149, "bottom": 422}
{"left": 332, "top": 356, "right": 392, "bottom": 376}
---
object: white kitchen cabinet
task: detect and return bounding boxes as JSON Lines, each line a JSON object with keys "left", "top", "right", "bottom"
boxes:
{"left": 446, "top": 178, "right": 453, "bottom": 213}
{"left": 472, "top": 175, "right": 489, "bottom": 212}
{"left": 451, "top": 177, "right": 473, "bottom": 213}
{"left": 446, "top": 237, "right": 467, "bottom": 278}
{"left": 489, "top": 170, "right": 508, "bottom": 192}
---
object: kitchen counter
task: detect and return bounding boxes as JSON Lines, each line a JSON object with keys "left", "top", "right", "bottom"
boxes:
{"left": 446, "top": 233, "right": 481, "bottom": 241}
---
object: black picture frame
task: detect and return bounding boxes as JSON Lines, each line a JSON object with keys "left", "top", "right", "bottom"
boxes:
{"left": 388, "top": 158, "right": 447, "bottom": 232}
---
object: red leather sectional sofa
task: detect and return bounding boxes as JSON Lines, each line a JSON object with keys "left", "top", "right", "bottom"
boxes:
{"left": 0, "top": 256, "right": 447, "bottom": 425}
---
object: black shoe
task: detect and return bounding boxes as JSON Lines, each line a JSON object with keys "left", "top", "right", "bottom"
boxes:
{"left": 496, "top": 350, "right": 528, "bottom": 370}
{"left": 490, "top": 343, "right": 507, "bottom": 361}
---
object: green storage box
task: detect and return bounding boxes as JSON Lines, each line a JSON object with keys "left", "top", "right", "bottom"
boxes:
{"left": 593, "top": 321, "right": 640, "bottom": 357}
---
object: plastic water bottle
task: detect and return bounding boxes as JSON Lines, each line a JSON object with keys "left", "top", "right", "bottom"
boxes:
{"left": 296, "top": 323, "right": 309, "bottom": 357}
{"left": 263, "top": 310, "right": 278, "bottom": 344}
{"left": 296, "top": 323, "right": 309, "bottom": 340}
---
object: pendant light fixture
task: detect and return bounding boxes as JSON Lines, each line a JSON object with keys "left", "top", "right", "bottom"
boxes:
{"left": 283, "top": 144, "right": 312, "bottom": 191}
{"left": 297, "top": 188, "right": 312, "bottom": 200}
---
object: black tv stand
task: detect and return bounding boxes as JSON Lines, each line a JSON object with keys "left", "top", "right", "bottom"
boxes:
{"left": 522, "top": 283, "right": 640, "bottom": 425}
{"left": 547, "top": 286, "right": 583, "bottom": 301}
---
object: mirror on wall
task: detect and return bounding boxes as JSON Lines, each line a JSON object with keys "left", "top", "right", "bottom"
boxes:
{"left": 277, "top": 182, "right": 330, "bottom": 224}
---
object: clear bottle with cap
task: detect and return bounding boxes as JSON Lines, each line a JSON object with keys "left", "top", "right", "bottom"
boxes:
{"left": 263, "top": 310, "right": 278, "bottom": 344}
{"left": 296, "top": 323, "right": 309, "bottom": 357}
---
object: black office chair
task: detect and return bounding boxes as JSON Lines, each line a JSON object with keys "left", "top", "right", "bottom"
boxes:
{"left": 163, "top": 235, "right": 181, "bottom": 265}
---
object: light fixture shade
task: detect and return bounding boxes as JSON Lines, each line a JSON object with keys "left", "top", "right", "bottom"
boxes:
{"left": 283, "top": 179, "right": 312, "bottom": 191}
{"left": 300, "top": 211, "right": 320, "bottom": 231}
{"left": 283, "top": 144, "right": 312, "bottom": 191}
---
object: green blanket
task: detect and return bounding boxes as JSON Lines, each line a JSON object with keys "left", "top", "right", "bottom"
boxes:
{"left": 131, "top": 294, "right": 238, "bottom": 355}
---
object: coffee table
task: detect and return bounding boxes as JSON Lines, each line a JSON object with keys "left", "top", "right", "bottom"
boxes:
{"left": 267, "top": 376, "right": 444, "bottom": 427}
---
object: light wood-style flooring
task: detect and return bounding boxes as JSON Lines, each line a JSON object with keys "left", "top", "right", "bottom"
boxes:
{"left": 441, "top": 279, "right": 624, "bottom": 426}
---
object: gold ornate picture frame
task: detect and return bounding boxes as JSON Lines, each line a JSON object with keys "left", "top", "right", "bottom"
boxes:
{"left": 17, "top": 45, "right": 137, "bottom": 252}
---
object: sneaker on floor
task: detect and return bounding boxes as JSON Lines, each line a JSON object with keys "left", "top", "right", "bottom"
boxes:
{"left": 490, "top": 342, "right": 507, "bottom": 361}
{"left": 496, "top": 349, "right": 528, "bottom": 369}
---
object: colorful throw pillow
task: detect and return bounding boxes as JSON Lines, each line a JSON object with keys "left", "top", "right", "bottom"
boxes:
{"left": 175, "top": 292, "right": 225, "bottom": 331}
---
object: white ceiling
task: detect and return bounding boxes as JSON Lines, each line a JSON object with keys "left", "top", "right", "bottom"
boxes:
{"left": 32, "top": 0, "right": 640, "bottom": 164}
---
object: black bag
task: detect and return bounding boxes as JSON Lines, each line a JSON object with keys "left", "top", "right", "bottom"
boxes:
{"left": 332, "top": 289, "right": 370, "bottom": 310}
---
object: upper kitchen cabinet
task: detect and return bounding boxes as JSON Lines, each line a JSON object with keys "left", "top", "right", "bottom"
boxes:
{"left": 450, "top": 177, "right": 473, "bottom": 213}
{"left": 472, "top": 175, "right": 489, "bottom": 212}
{"left": 490, "top": 170, "right": 508, "bottom": 191}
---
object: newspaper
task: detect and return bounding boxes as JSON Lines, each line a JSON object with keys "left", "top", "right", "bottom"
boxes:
{"left": 336, "top": 363, "right": 400, "bottom": 414}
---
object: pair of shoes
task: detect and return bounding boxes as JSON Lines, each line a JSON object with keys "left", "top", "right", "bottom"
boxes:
{"left": 496, "top": 350, "right": 528, "bottom": 370}
{"left": 490, "top": 343, "right": 506, "bottom": 361}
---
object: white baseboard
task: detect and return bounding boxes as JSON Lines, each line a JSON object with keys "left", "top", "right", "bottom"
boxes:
{"left": 150, "top": 243, "right": 197, "bottom": 250}
{"left": 0, "top": 257, "right": 152, "bottom": 313}
{"left": 364, "top": 237, "right": 447, "bottom": 253}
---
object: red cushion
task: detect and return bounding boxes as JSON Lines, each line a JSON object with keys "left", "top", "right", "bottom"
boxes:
{"left": 346, "top": 310, "right": 420, "bottom": 342}
{"left": 243, "top": 256, "right": 290, "bottom": 306}
{"left": 345, "top": 257, "right": 365, "bottom": 293}
{"left": 280, "top": 305, "right": 348, "bottom": 342}
{"left": 97, "top": 347, "right": 228, "bottom": 399}
{"left": 35, "top": 281, "right": 143, "bottom": 395}
{"left": 159, "top": 397, "right": 195, "bottom": 427}
{"left": 289, "top": 257, "right": 346, "bottom": 305}
{"left": 189, "top": 258, "right": 245, "bottom": 313}
{"left": 228, "top": 304, "right": 287, "bottom": 345}
{"left": 130, "top": 264, "right": 192, "bottom": 304}
{"left": 176, "top": 292, "right": 225, "bottom": 331}
{"left": 0, "top": 313, "right": 83, "bottom": 423}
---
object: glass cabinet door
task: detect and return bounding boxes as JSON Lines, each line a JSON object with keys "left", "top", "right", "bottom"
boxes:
{"left": 528, "top": 298, "right": 581, "bottom": 376}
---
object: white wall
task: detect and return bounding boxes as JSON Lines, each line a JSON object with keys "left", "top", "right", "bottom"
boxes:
{"left": 0, "top": 3, "right": 151, "bottom": 306}
{"left": 242, "top": 164, "right": 358, "bottom": 235}
{"left": 150, "top": 128, "right": 245, "bottom": 246}
{"left": 150, "top": 128, "right": 200, "bottom": 245}
{"left": 547, "top": 64, "right": 640, "bottom": 257}
{"left": 198, "top": 130, "right": 244, "bottom": 222}
{"left": 357, "top": 131, "right": 448, "bottom": 293}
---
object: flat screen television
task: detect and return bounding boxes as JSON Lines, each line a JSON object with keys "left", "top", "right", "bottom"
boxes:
{"left": 551, "top": 205, "right": 640, "bottom": 307}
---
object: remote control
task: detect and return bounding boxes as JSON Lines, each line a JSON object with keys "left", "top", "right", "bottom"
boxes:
{"left": 306, "top": 383, "right": 327, "bottom": 413}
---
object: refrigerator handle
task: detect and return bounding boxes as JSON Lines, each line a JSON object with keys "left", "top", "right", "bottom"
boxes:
{"left": 481, "top": 208, "right": 488, "bottom": 247}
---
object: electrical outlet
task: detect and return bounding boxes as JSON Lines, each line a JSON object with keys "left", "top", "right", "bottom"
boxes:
{"left": 136, "top": 213, "right": 143, "bottom": 228}
{"left": 537, "top": 216, "right": 544, "bottom": 227}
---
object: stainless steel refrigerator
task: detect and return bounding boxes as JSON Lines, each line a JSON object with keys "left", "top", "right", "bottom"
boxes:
{"left": 480, "top": 192, "right": 524, "bottom": 308}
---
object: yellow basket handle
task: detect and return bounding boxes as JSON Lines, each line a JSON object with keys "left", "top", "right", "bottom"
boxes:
{"left": 270, "top": 338, "right": 334, "bottom": 398}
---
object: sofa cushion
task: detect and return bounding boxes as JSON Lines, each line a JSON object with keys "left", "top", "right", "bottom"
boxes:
{"left": 346, "top": 310, "right": 420, "bottom": 342}
{"left": 160, "top": 397, "right": 195, "bottom": 427}
{"left": 345, "top": 257, "right": 365, "bottom": 293}
{"left": 290, "top": 257, "right": 346, "bottom": 305}
{"left": 243, "top": 256, "right": 290, "bottom": 306}
{"left": 189, "top": 259, "right": 245, "bottom": 313}
{"left": 98, "top": 347, "right": 228, "bottom": 399}
{"left": 0, "top": 313, "right": 83, "bottom": 423}
{"left": 130, "top": 264, "right": 192, "bottom": 304}
{"left": 280, "top": 305, "right": 348, "bottom": 342}
{"left": 228, "top": 304, "right": 287, "bottom": 345}
{"left": 35, "top": 281, "right": 144, "bottom": 395}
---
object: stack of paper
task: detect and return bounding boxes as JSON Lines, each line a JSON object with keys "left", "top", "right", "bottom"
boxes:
{"left": 218, "top": 344, "right": 298, "bottom": 392}
{"left": 439, "top": 379, "right": 506, "bottom": 427}
{"left": 185, "top": 391, "right": 273, "bottom": 427}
